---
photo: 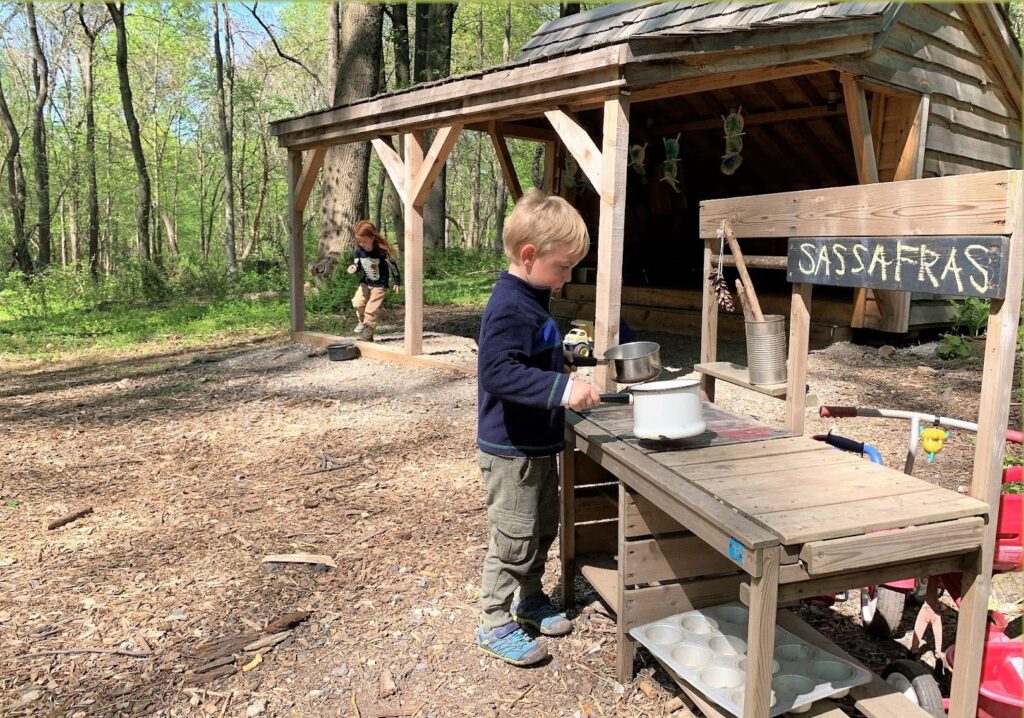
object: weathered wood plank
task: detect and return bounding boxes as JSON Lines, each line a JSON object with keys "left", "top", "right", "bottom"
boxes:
{"left": 785, "top": 283, "right": 811, "bottom": 434}
{"left": 753, "top": 488, "right": 988, "bottom": 545}
{"left": 576, "top": 519, "right": 617, "bottom": 555}
{"left": 624, "top": 534, "right": 738, "bottom": 585}
{"left": 293, "top": 146, "right": 327, "bottom": 214}
{"left": 574, "top": 484, "right": 618, "bottom": 523}
{"left": 592, "top": 92, "right": 630, "bottom": 390}
{"left": 411, "top": 124, "right": 462, "bottom": 207}
{"left": 694, "top": 362, "right": 788, "bottom": 398}
{"left": 369, "top": 138, "right": 406, "bottom": 205}
{"left": 488, "top": 124, "right": 523, "bottom": 202}
{"left": 403, "top": 132, "right": 424, "bottom": 356}
{"left": 699, "top": 171, "right": 1017, "bottom": 239}
{"left": 623, "top": 491, "right": 686, "bottom": 538}
{"left": 543, "top": 108, "right": 602, "bottom": 190}
{"left": 622, "top": 574, "right": 746, "bottom": 631}
{"left": 744, "top": 547, "right": 779, "bottom": 718}
{"left": 948, "top": 170, "right": 1023, "bottom": 718}
{"left": 655, "top": 436, "right": 831, "bottom": 469}
{"left": 799, "top": 517, "right": 984, "bottom": 575}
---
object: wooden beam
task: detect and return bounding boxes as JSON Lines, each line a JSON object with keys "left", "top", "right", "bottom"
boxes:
{"left": 698, "top": 171, "right": 1018, "bottom": 238}
{"left": 785, "top": 283, "right": 811, "bottom": 435}
{"left": 744, "top": 547, "right": 779, "bottom": 718}
{"left": 410, "top": 124, "right": 462, "bottom": 207}
{"left": 403, "top": 132, "right": 424, "bottom": 356}
{"left": 628, "top": 62, "right": 826, "bottom": 104}
{"left": 948, "top": 171, "right": 1023, "bottom": 717}
{"left": 840, "top": 72, "right": 879, "bottom": 185}
{"left": 370, "top": 137, "right": 407, "bottom": 205}
{"left": 542, "top": 140, "right": 556, "bottom": 194}
{"left": 488, "top": 122, "right": 523, "bottom": 202}
{"left": 699, "top": 238, "right": 719, "bottom": 403}
{"left": 292, "top": 146, "right": 327, "bottom": 214}
{"left": 291, "top": 331, "right": 474, "bottom": 374}
{"left": 544, "top": 108, "right": 603, "bottom": 191}
{"left": 892, "top": 95, "right": 929, "bottom": 183}
{"left": 271, "top": 45, "right": 625, "bottom": 138}
{"left": 959, "top": 2, "right": 1022, "bottom": 117}
{"left": 286, "top": 150, "right": 305, "bottom": 334}
{"left": 592, "top": 92, "right": 629, "bottom": 390}
{"left": 467, "top": 121, "right": 557, "bottom": 142}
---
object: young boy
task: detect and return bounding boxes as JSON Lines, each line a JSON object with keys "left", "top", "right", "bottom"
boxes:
{"left": 475, "top": 189, "right": 602, "bottom": 666}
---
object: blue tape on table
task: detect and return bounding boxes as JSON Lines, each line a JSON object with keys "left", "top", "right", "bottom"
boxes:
{"left": 728, "top": 538, "right": 744, "bottom": 564}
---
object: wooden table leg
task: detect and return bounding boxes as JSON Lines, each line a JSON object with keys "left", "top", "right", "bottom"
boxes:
{"left": 744, "top": 547, "right": 780, "bottom": 718}
{"left": 559, "top": 442, "right": 576, "bottom": 610}
{"left": 616, "top": 482, "right": 634, "bottom": 684}
{"left": 947, "top": 547, "right": 987, "bottom": 717}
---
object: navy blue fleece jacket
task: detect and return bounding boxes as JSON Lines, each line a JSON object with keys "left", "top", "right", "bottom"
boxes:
{"left": 477, "top": 272, "right": 568, "bottom": 457}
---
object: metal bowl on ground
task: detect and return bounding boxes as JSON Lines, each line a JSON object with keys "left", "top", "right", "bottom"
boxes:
{"left": 327, "top": 342, "right": 359, "bottom": 361}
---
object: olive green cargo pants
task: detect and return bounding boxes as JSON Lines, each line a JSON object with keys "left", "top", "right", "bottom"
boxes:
{"left": 478, "top": 451, "right": 560, "bottom": 631}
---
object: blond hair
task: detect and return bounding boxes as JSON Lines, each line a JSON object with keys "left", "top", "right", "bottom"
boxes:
{"left": 502, "top": 188, "right": 589, "bottom": 263}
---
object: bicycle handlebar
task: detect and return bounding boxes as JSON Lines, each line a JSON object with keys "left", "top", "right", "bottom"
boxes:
{"left": 819, "top": 405, "right": 1022, "bottom": 444}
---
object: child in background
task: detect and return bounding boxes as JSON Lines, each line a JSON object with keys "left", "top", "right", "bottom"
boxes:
{"left": 475, "top": 189, "right": 602, "bottom": 666}
{"left": 346, "top": 220, "right": 401, "bottom": 342}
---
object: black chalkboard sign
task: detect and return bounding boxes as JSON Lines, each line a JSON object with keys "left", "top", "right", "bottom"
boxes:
{"left": 786, "top": 236, "right": 1009, "bottom": 299}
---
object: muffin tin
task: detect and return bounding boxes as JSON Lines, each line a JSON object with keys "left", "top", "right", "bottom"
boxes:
{"left": 629, "top": 602, "right": 871, "bottom": 717}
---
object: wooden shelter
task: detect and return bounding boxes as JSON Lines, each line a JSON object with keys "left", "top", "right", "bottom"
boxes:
{"left": 269, "top": 2, "right": 1021, "bottom": 384}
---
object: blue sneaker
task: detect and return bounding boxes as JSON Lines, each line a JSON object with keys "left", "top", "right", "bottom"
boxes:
{"left": 512, "top": 593, "right": 573, "bottom": 637}
{"left": 476, "top": 621, "right": 547, "bottom": 666}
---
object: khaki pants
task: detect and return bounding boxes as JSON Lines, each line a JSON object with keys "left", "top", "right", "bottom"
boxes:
{"left": 478, "top": 451, "right": 560, "bottom": 631}
{"left": 351, "top": 284, "right": 387, "bottom": 328}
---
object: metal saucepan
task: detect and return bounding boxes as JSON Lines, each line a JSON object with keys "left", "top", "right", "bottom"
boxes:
{"left": 568, "top": 341, "right": 661, "bottom": 384}
{"left": 599, "top": 379, "right": 706, "bottom": 441}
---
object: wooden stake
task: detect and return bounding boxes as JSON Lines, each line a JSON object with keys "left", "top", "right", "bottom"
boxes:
{"left": 734, "top": 279, "right": 755, "bottom": 322}
{"left": 47, "top": 507, "right": 94, "bottom": 530}
{"left": 721, "top": 221, "right": 763, "bottom": 321}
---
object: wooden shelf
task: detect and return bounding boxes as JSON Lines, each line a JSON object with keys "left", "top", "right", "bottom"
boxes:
{"left": 578, "top": 554, "right": 619, "bottom": 614}
{"left": 695, "top": 361, "right": 789, "bottom": 398}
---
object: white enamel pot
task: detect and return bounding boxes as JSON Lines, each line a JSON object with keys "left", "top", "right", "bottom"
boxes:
{"left": 600, "top": 378, "right": 706, "bottom": 440}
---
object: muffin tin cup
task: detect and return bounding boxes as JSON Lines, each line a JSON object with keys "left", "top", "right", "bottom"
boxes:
{"left": 629, "top": 601, "right": 872, "bottom": 717}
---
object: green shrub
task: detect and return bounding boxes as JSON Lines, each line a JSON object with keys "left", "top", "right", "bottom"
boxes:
{"left": 950, "top": 297, "right": 989, "bottom": 337}
{"left": 937, "top": 333, "right": 972, "bottom": 359}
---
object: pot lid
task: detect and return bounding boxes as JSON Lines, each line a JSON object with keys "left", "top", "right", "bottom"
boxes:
{"left": 630, "top": 378, "right": 699, "bottom": 393}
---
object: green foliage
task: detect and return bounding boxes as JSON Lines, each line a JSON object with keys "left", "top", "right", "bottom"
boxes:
{"left": 937, "top": 333, "right": 972, "bottom": 359}
{"left": 1003, "top": 481, "right": 1023, "bottom": 494}
{"left": 950, "top": 297, "right": 990, "bottom": 337}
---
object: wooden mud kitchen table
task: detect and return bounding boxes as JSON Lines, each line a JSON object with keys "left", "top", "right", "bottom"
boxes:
{"left": 558, "top": 172, "right": 1022, "bottom": 718}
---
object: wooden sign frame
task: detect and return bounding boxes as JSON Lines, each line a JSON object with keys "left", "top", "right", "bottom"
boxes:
{"left": 786, "top": 236, "right": 1010, "bottom": 299}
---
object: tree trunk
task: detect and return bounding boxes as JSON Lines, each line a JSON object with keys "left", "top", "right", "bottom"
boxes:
{"left": 106, "top": 3, "right": 151, "bottom": 262}
{"left": 213, "top": 2, "right": 237, "bottom": 272}
{"left": 161, "top": 211, "right": 178, "bottom": 255}
{"left": 79, "top": 6, "right": 101, "bottom": 278}
{"left": 0, "top": 67, "right": 31, "bottom": 274}
{"left": 314, "top": 3, "right": 382, "bottom": 281}
{"left": 414, "top": 3, "right": 456, "bottom": 250}
{"left": 26, "top": 4, "right": 52, "bottom": 269}
{"left": 388, "top": 3, "right": 409, "bottom": 249}
{"left": 243, "top": 128, "right": 270, "bottom": 261}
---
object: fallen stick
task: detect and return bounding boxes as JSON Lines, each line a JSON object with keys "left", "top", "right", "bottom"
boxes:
{"left": 735, "top": 279, "right": 756, "bottom": 322}
{"left": 19, "top": 647, "right": 152, "bottom": 659}
{"left": 261, "top": 553, "right": 337, "bottom": 569}
{"left": 47, "top": 507, "right": 94, "bottom": 530}
{"left": 263, "top": 610, "right": 310, "bottom": 634}
{"left": 720, "top": 220, "right": 764, "bottom": 321}
{"left": 243, "top": 631, "right": 289, "bottom": 652}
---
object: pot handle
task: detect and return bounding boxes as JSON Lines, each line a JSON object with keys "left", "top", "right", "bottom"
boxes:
{"left": 565, "top": 354, "right": 607, "bottom": 368}
{"left": 599, "top": 393, "right": 632, "bottom": 405}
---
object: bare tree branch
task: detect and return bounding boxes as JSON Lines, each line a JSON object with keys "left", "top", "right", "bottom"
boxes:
{"left": 242, "top": 2, "right": 324, "bottom": 98}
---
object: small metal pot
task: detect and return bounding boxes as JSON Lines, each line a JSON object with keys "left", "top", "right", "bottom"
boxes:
{"left": 327, "top": 342, "right": 359, "bottom": 361}
{"left": 600, "top": 379, "right": 705, "bottom": 440}
{"left": 570, "top": 341, "right": 661, "bottom": 384}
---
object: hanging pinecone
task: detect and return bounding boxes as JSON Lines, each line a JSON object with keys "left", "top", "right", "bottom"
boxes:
{"left": 708, "top": 269, "right": 735, "bottom": 311}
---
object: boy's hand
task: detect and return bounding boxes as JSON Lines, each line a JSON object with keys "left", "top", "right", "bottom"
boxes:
{"left": 393, "top": 284, "right": 401, "bottom": 294}
{"left": 346, "top": 264, "right": 357, "bottom": 275}
{"left": 568, "top": 379, "right": 601, "bottom": 411}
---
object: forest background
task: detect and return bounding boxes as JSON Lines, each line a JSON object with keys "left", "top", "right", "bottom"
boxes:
{"left": 0, "top": 2, "right": 1021, "bottom": 358}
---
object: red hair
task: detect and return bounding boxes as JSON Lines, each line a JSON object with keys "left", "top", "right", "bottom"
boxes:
{"left": 354, "top": 220, "right": 397, "bottom": 259}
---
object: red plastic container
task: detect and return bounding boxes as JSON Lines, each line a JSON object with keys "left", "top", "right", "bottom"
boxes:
{"left": 946, "top": 638, "right": 1024, "bottom": 718}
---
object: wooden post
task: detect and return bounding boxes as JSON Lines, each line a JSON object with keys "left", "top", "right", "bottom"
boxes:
{"left": 744, "top": 547, "right": 780, "bottom": 718}
{"left": 559, "top": 439, "right": 577, "bottom": 611}
{"left": 948, "top": 175, "right": 1023, "bottom": 717}
{"left": 700, "top": 238, "right": 719, "bottom": 402}
{"left": 287, "top": 150, "right": 305, "bottom": 335}
{"left": 543, "top": 140, "right": 557, "bottom": 194}
{"left": 488, "top": 122, "right": 523, "bottom": 202}
{"left": 785, "top": 283, "right": 811, "bottom": 434}
{"left": 404, "top": 132, "right": 425, "bottom": 356}
{"left": 593, "top": 91, "right": 630, "bottom": 390}
{"left": 616, "top": 481, "right": 634, "bottom": 683}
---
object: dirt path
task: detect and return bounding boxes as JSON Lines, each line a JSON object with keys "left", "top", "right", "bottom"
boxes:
{"left": 0, "top": 310, "right": 1019, "bottom": 717}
